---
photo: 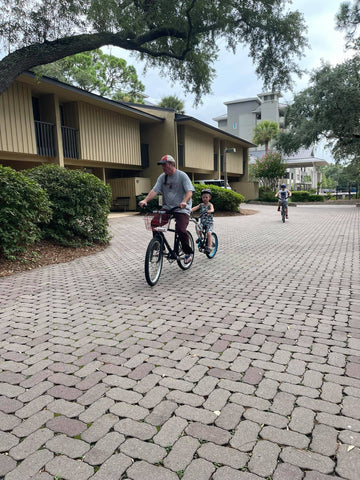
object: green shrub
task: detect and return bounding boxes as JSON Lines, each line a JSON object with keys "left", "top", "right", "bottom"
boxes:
{"left": 24, "top": 164, "right": 112, "bottom": 247}
{"left": 137, "top": 184, "right": 244, "bottom": 213}
{"left": 291, "top": 191, "right": 310, "bottom": 202}
{"left": 308, "top": 194, "right": 324, "bottom": 202}
{"left": 259, "top": 187, "right": 277, "bottom": 202}
{"left": 291, "top": 191, "right": 324, "bottom": 202}
{"left": 0, "top": 165, "right": 52, "bottom": 259}
{"left": 136, "top": 194, "right": 161, "bottom": 212}
{"left": 192, "top": 184, "right": 244, "bottom": 212}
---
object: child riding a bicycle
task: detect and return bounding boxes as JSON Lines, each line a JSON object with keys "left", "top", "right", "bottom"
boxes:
{"left": 275, "top": 184, "right": 292, "bottom": 219}
{"left": 191, "top": 188, "right": 214, "bottom": 253}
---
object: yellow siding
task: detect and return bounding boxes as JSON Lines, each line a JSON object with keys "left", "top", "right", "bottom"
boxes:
{"left": 227, "top": 150, "right": 244, "bottom": 175}
{"left": 78, "top": 103, "right": 141, "bottom": 165}
{"left": 183, "top": 127, "right": 214, "bottom": 169}
{"left": 0, "top": 82, "right": 37, "bottom": 154}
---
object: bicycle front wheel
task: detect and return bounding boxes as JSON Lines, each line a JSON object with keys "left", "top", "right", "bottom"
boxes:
{"left": 281, "top": 206, "right": 286, "bottom": 223}
{"left": 206, "top": 232, "right": 218, "bottom": 259}
{"left": 177, "top": 231, "right": 195, "bottom": 270}
{"left": 145, "top": 237, "right": 163, "bottom": 286}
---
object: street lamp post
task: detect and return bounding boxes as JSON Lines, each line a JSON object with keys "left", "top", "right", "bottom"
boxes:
{"left": 223, "top": 147, "right": 236, "bottom": 188}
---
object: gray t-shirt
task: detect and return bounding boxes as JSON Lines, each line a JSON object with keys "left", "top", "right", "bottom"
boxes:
{"left": 153, "top": 169, "right": 194, "bottom": 214}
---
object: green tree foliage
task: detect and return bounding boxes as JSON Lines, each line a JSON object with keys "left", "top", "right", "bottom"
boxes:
{"left": 0, "top": 1, "right": 308, "bottom": 102}
{"left": 321, "top": 164, "right": 344, "bottom": 190}
{"left": 251, "top": 150, "right": 287, "bottom": 190}
{"left": 34, "top": 50, "right": 145, "bottom": 102}
{"left": 275, "top": 57, "right": 360, "bottom": 166}
{"left": 276, "top": 1, "right": 360, "bottom": 168}
{"left": 321, "top": 163, "right": 360, "bottom": 190}
{"left": 0, "top": 165, "right": 52, "bottom": 259}
{"left": 158, "top": 95, "right": 185, "bottom": 114}
{"left": 252, "top": 120, "right": 279, "bottom": 152}
{"left": 336, "top": 0, "right": 360, "bottom": 51}
{"left": 24, "top": 164, "right": 112, "bottom": 247}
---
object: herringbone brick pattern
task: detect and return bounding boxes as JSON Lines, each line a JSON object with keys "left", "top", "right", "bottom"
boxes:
{"left": 0, "top": 204, "right": 359, "bottom": 479}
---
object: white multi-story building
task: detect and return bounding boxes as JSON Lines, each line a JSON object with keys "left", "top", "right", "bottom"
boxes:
{"left": 214, "top": 93, "right": 328, "bottom": 190}
{"left": 213, "top": 92, "right": 285, "bottom": 152}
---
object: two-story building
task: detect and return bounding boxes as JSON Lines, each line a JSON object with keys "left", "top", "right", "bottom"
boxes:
{"left": 0, "top": 72, "right": 258, "bottom": 208}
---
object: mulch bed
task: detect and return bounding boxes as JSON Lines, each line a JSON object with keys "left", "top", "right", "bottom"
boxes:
{"left": 0, "top": 241, "right": 107, "bottom": 278}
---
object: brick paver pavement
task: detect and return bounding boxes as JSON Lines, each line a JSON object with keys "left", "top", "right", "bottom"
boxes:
{"left": 0, "top": 204, "right": 359, "bottom": 480}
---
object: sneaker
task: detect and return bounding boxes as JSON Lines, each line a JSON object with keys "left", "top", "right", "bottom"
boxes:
{"left": 184, "top": 254, "right": 193, "bottom": 264}
{"left": 286, "top": 215, "right": 288, "bottom": 219}
{"left": 277, "top": 207, "right": 280, "bottom": 212}
{"left": 204, "top": 247, "right": 211, "bottom": 253}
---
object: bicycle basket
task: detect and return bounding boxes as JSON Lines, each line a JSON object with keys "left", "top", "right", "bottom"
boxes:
{"left": 144, "top": 211, "right": 171, "bottom": 232}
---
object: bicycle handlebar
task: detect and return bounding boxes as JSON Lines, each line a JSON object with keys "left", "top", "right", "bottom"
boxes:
{"left": 190, "top": 212, "right": 211, "bottom": 221}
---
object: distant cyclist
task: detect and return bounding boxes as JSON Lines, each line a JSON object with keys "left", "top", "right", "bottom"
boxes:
{"left": 275, "top": 184, "right": 292, "bottom": 219}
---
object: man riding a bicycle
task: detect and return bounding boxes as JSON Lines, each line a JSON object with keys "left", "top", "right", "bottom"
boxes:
{"left": 139, "top": 154, "right": 195, "bottom": 263}
{"left": 275, "top": 184, "right": 292, "bottom": 219}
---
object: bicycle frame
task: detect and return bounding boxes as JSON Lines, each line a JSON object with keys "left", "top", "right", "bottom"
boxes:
{"left": 190, "top": 215, "right": 218, "bottom": 259}
{"left": 144, "top": 210, "right": 194, "bottom": 286}
{"left": 280, "top": 200, "right": 287, "bottom": 222}
{"left": 155, "top": 222, "right": 181, "bottom": 261}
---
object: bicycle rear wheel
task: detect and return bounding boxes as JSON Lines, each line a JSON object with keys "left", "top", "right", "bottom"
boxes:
{"left": 177, "top": 231, "right": 195, "bottom": 270}
{"left": 145, "top": 237, "right": 163, "bottom": 286}
{"left": 206, "top": 232, "right": 218, "bottom": 258}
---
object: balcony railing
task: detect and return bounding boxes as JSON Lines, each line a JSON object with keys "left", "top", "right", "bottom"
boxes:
{"left": 34, "top": 120, "right": 56, "bottom": 157}
{"left": 62, "top": 125, "right": 79, "bottom": 159}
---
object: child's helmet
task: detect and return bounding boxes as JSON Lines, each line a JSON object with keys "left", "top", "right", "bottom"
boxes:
{"left": 201, "top": 188, "right": 212, "bottom": 196}
{"left": 281, "top": 184, "right": 286, "bottom": 188}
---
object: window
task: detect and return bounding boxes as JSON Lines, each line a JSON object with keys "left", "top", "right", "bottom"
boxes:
{"left": 178, "top": 144, "right": 184, "bottom": 167}
{"left": 141, "top": 144, "right": 149, "bottom": 168}
{"left": 32, "top": 97, "right": 40, "bottom": 121}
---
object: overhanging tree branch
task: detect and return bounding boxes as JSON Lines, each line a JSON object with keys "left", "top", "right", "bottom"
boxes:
{"left": 0, "top": 29, "right": 191, "bottom": 94}
{"left": 0, "top": 0, "right": 309, "bottom": 101}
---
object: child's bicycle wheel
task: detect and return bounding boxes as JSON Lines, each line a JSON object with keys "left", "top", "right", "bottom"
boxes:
{"left": 206, "top": 232, "right": 218, "bottom": 258}
{"left": 145, "top": 236, "right": 163, "bottom": 286}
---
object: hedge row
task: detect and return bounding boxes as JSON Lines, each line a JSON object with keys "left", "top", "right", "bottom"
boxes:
{"left": 0, "top": 164, "right": 112, "bottom": 260}
{"left": 259, "top": 187, "right": 324, "bottom": 202}
{"left": 291, "top": 191, "right": 325, "bottom": 202}
{"left": 136, "top": 183, "right": 244, "bottom": 213}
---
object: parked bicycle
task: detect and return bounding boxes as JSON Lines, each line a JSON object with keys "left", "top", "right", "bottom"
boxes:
{"left": 190, "top": 214, "right": 218, "bottom": 258}
{"left": 143, "top": 208, "right": 195, "bottom": 286}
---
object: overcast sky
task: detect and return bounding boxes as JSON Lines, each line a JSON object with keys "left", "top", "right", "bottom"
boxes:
{"left": 107, "top": 1, "right": 351, "bottom": 161}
